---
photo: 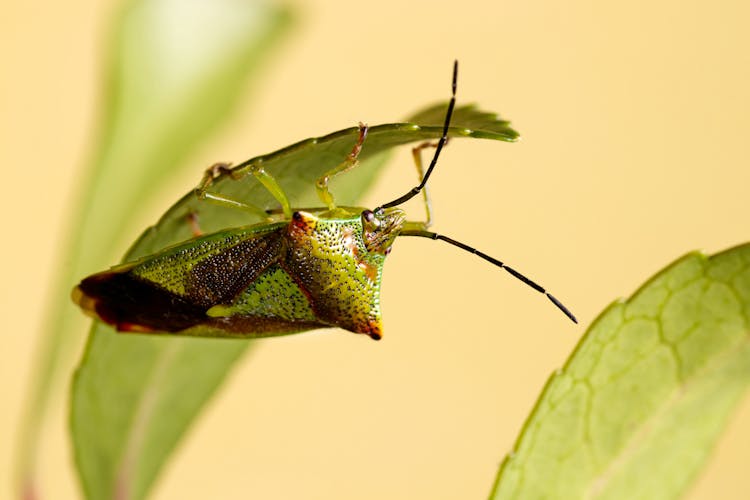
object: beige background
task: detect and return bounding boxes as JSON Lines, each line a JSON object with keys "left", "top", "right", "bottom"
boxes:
{"left": 3, "top": 0, "right": 750, "bottom": 498}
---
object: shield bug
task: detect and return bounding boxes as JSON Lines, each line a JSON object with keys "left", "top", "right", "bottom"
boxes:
{"left": 73, "top": 61, "right": 576, "bottom": 341}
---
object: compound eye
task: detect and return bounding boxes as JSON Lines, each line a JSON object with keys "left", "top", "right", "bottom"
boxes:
{"left": 361, "top": 209, "right": 380, "bottom": 229}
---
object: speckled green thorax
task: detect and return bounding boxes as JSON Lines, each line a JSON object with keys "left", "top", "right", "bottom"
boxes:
{"left": 281, "top": 211, "right": 388, "bottom": 337}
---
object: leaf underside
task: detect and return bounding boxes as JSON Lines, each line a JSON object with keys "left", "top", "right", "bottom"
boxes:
{"left": 72, "top": 104, "right": 519, "bottom": 500}
{"left": 491, "top": 243, "right": 750, "bottom": 500}
{"left": 128, "top": 103, "right": 518, "bottom": 259}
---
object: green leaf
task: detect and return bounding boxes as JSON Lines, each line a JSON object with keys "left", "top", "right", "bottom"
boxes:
{"left": 71, "top": 106, "right": 519, "bottom": 500}
{"left": 126, "top": 103, "right": 518, "bottom": 259}
{"left": 16, "top": 0, "right": 292, "bottom": 498}
{"left": 490, "top": 244, "right": 750, "bottom": 500}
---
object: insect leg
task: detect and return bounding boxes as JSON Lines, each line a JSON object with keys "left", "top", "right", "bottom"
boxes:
{"left": 315, "top": 123, "right": 368, "bottom": 210}
{"left": 194, "top": 162, "right": 287, "bottom": 221}
{"left": 248, "top": 164, "right": 293, "bottom": 218}
{"left": 186, "top": 210, "right": 203, "bottom": 237}
{"left": 410, "top": 139, "right": 451, "bottom": 228}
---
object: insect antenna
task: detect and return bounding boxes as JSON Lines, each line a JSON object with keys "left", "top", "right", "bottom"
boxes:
{"left": 400, "top": 229, "right": 578, "bottom": 323}
{"left": 377, "top": 60, "right": 458, "bottom": 212}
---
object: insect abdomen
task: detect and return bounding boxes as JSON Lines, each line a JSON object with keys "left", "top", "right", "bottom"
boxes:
{"left": 73, "top": 268, "right": 330, "bottom": 337}
{"left": 74, "top": 270, "right": 208, "bottom": 333}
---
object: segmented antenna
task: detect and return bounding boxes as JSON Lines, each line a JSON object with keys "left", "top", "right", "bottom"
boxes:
{"left": 382, "top": 61, "right": 577, "bottom": 323}
{"left": 400, "top": 229, "right": 577, "bottom": 323}
{"left": 377, "top": 60, "right": 458, "bottom": 211}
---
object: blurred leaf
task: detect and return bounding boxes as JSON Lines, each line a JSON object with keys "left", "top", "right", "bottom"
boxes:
{"left": 16, "top": 0, "right": 291, "bottom": 498}
{"left": 81, "top": 0, "right": 295, "bottom": 267}
{"left": 71, "top": 106, "right": 519, "bottom": 500}
{"left": 491, "top": 244, "right": 750, "bottom": 500}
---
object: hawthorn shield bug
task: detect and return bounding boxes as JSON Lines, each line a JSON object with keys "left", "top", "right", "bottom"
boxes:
{"left": 73, "top": 62, "right": 576, "bottom": 340}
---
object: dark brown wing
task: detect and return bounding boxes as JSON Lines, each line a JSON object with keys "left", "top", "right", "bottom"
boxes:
{"left": 74, "top": 226, "right": 286, "bottom": 333}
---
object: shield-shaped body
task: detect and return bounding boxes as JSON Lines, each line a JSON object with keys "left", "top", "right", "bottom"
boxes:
{"left": 74, "top": 208, "right": 406, "bottom": 340}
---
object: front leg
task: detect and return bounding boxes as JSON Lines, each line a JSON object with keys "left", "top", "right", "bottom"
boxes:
{"left": 315, "top": 123, "right": 368, "bottom": 210}
{"left": 194, "top": 161, "right": 289, "bottom": 221}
